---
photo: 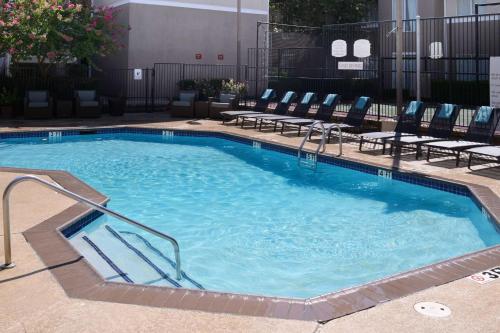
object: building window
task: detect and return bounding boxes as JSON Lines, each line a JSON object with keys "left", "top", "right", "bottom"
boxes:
{"left": 392, "top": 0, "right": 418, "bottom": 20}
{"left": 457, "top": 0, "right": 486, "bottom": 16}
{"left": 392, "top": 0, "right": 417, "bottom": 31}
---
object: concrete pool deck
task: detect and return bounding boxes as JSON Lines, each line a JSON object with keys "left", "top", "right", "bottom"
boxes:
{"left": 0, "top": 113, "right": 499, "bottom": 332}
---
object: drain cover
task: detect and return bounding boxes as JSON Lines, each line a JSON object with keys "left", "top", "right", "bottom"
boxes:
{"left": 414, "top": 302, "right": 451, "bottom": 318}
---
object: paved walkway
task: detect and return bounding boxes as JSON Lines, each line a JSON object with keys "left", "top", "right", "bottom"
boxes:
{"left": 0, "top": 114, "right": 499, "bottom": 332}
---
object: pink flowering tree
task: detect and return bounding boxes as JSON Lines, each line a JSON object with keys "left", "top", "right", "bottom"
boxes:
{"left": 0, "top": 0, "right": 125, "bottom": 76}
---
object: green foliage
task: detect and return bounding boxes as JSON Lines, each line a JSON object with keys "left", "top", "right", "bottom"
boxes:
{"left": 221, "top": 79, "right": 247, "bottom": 95}
{"left": 270, "top": 0, "right": 377, "bottom": 26}
{"left": 0, "top": 87, "right": 17, "bottom": 105}
{"left": 178, "top": 79, "right": 197, "bottom": 91}
{"left": 0, "top": 0, "right": 126, "bottom": 73}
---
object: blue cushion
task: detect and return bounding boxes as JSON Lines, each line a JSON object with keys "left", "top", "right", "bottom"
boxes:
{"left": 437, "top": 103, "right": 455, "bottom": 119}
{"left": 28, "top": 91, "right": 48, "bottom": 102}
{"left": 300, "top": 92, "right": 315, "bottom": 105}
{"left": 355, "top": 96, "right": 369, "bottom": 110}
{"left": 405, "top": 101, "right": 421, "bottom": 116}
{"left": 281, "top": 91, "right": 295, "bottom": 104}
{"left": 76, "top": 90, "right": 96, "bottom": 101}
{"left": 474, "top": 106, "right": 493, "bottom": 124}
{"left": 261, "top": 89, "right": 274, "bottom": 100}
{"left": 322, "top": 94, "right": 338, "bottom": 107}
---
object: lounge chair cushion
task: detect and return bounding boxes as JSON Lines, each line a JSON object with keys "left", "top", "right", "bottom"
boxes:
{"left": 211, "top": 102, "right": 230, "bottom": 109}
{"left": 80, "top": 101, "right": 99, "bottom": 107}
{"left": 76, "top": 90, "right": 96, "bottom": 101}
{"left": 323, "top": 94, "right": 338, "bottom": 107}
{"left": 179, "top": 92, "right": 196, "bottom": 102}
{"left": 426, "top": 140, "right": 488, "bottom": 149}
{"left": 261, "top": 89, "right": 274, "bottom": 100}
{"left": 437, "top": 103, "right": 455, "bottom": 119}
{"left": 281, "top": 91, "right": 295, "bottom": 104}
{"left": 405, "top": 101, "right": 421, "bottom": 116}
{"left": 28, "top": 91, "right": 48, "bottom": 102}
{"left": 28, "top": 101, "right": 49, "bottom": 108}
{"left": 172, "top": 100, "right": 192, "bottom": 107}
{"left": 467, "top": 146, "right": 500, "bottom": 157}
{"left": 361, "top": 131, "right": 413, "bottom": 140}
{"left": 355, "top": 96, "right": 369, "bottom": 109}
{"left": 474, "top": 106, "right": 493, "bottom": 123}
{"left": 219, "top": 93, "right": 236, "bottom": 103}
{"left": 301, "top": 92, "right": 315, "bottom": 105}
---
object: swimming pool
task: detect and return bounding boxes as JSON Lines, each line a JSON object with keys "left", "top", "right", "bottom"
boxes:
{"left": 1, "top": 130, "right": 499, "bottom": 299}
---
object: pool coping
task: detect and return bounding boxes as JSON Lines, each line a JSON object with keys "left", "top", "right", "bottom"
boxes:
{"left": 1, "top": 126, "right": 500, "bottom": 323}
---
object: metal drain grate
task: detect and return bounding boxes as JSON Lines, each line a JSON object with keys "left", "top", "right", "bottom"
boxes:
{"left": 414, "top": 302, "right": 451, "bottom": 318}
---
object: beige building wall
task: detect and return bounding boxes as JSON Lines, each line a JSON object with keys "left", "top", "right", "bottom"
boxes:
{"left": 94, "top": 0, "right": 268, "bottom": 68}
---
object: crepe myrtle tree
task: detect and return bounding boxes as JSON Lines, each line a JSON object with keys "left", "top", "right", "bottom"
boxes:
{"left": 0, "top": 0, "right": 126, "bottom": 76}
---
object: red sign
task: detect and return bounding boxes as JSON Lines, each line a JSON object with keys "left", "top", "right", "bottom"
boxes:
{"left": 195, "top": 53, "right": 202, "bottom": 60}
{"left": 218, "top": 54, "right": 224, "bottom": 61}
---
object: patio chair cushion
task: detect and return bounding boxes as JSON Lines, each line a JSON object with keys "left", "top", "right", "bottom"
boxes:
{"left": 219, "top": 93, "right": 236, "bottom": 103}
{"left": 179, "top": 92, "right": 196, "bottom": 102}
{"left": 474, "top": 106, "right": 493, "bottom": 123}
{"left": 281, "top": 91, "right": 295, "bottom": 104}
{"left": 301, "top": 92, "right": 315, "bottom": 105}
{"left": 405, "top": 101, "right": 422, "bottom": 116}
{"left": 172, "top": 100, "right": 192, "bottom": 107}
{"left": 323, "top": 94, "right": 338, "bottom": 107}
{"left": 437, "top": 103, "right": 455, "bottom": 119}
{"left": 261, "top": 89, "right": 274, "bottom": 100}
{"left": 76, "top": 90, "right": 96, "bottom": 101}
{"left": 28, "top": 101, "right": 49, "bottom": 108}
{"left": 80, "top": 101, "right": 99, "bottom": 107}
{"left": 355, "top": 96, "right": 370, "bottom": 109}
{"left": 28, "top": 91, "right": 48, "bottom": 102}
{"left": 211, "top": 102, "right": 230, "bottom": 109}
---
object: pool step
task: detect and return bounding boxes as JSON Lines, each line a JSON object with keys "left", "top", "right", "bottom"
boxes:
{"left": 69, "top": 225, "right": 185, "bottom": 288}
{"left": 71, "top": 232, "right": 131, "bottom": 283}
{"left": 116, "top": 228, "right": 204, "bottom": 290}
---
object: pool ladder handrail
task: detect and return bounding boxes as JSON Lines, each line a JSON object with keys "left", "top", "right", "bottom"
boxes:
{"left": 1, "top": 175, "right": 182, "bottom": 281}
{"left": 298, "top": 121, "right": 342, "bottom": 169}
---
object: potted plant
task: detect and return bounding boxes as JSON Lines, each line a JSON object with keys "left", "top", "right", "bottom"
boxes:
{"left": 221, "top": 79, "right": 246, "bottom": 96}
{"left": 0, "top": 87, "right": 17, "bottom": 119}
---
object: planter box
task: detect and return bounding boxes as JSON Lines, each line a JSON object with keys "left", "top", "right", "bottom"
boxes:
{"left": 194, "top": 101, "right": 210, "bottom": 118}
{"left": 56, "top": 100, "right": 73, "bottom": 118}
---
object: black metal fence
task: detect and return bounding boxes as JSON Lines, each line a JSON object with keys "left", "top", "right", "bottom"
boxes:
{"left": 251, "top": 13, "right": 500, "bottom": 127}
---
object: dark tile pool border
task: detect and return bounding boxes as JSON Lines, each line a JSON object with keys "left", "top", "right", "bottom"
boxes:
{"left": 1, "top": 127, "right": 500, "bottom": 323}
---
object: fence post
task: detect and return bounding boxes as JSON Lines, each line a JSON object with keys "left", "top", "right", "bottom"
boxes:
{"left": 416, "top": 16, "right": 421, "bottom": 102}
{"left": 447, "top": 17, "right": 453, "bottom": 104}
{"left": 151, "top": 67, "right": 156, "bottom": 112}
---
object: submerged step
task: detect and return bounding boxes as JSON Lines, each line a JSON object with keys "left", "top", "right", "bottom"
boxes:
{"left": 117, "top": 229, "right": 204, "bottom": 290}
{"left": 71, "top": 225, "right": 175, "bottom": 287}
{"left": 71, "top": 232, "right": 131, "bottom": 283}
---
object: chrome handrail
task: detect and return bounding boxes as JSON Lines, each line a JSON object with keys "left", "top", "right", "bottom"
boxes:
{"left": 1, "top": 175, "right": 182, "bottom": 280}
{"left": 298, "top": 120, "right": 327, "bottom": 168}
{"left": 327, "top": 124, "right": 343, "bottom": 157}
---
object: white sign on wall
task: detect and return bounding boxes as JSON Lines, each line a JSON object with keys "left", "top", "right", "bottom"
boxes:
{"left": 490, "top": 57, "right": 500, "bottom": 108}
{"left": 353, "top": 39, "right": 371, "bottom": 58}
{"left": 331, "top": 40, "right": 347, "bottom": 58}
{"left": 134, "top": 68, "right": 143, "bottom": 80}
{"left": 429, "top": 42, "right": 443, "bottom": 59}
{"left": 338, "top": 62, "right": 364, "bottom": 70}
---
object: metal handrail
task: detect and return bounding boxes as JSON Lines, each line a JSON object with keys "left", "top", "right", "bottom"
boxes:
{"left": 298, "top": 121, "right": 327, "bottom": 166}
{"left": 327, "top": 124, "right": 343, "bottom": 157}
{"left": 1, "top": 175, "right": 182, "bottom": 280}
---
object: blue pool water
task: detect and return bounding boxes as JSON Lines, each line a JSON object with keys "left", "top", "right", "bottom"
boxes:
{"left": 1, "top": 133, "right": 499, "bottom": 298}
